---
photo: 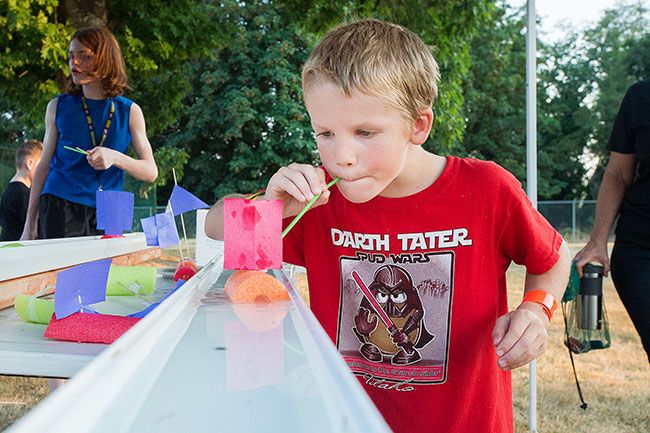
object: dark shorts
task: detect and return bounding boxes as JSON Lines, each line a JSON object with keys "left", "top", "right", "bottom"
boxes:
{"left": 38, "top": 193, "right": 102, "bottom": 239}
{"left": 610, "top": 240, "right": 650, "bottom": 363}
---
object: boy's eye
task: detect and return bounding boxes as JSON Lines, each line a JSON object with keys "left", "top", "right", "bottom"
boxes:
{"left": 357, "top": 130, "right": 375, "bottom": 137}
{"left": 315, "top": 131, "right": 332, "bottom": 138}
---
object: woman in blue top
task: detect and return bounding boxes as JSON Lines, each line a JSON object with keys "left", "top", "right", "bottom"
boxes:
{"left": 21, "top": 27, "right": 158, "bottom": 239}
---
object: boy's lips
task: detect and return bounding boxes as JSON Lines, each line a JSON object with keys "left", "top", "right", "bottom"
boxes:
{"left": 338, "top": 176, "right": 366, "bottom": 184}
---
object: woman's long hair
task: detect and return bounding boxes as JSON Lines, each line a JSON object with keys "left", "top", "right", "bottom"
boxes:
{"left": 65, "top": 27, "right": 129, "bottom": 98}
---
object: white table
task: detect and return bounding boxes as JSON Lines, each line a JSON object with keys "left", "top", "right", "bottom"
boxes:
{"left": 0, "top": 270, "right": 175, "bottom": 378}
{"left": 6, "top": 252, "right": 391, "bottom": 433}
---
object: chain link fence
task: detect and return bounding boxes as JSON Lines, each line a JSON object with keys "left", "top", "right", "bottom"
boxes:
{"left": 134, "top": 206, "right": 197, "bottom": 239}
{"left": 538, "top": 200, "right": 600, "bottom": 243}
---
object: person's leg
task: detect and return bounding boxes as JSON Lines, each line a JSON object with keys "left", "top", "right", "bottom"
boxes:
{"left": 610, "top": 240, "right": 650, "bottom": 363}
{"left": 38, "top": 194, "right": 66, "bottom": 239}
{"left": 40, "top": 194, "right": 101, "bottom": 238}
{"left": 63, "top": 199, "right": 101, "bottom": 237}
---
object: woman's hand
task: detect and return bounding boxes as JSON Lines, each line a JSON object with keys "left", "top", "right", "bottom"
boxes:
{"left": 574, "top": 240, "right": 610, "bottom": 277}
{"left": 87, "top": 147, "right": 121, "bottom": 170}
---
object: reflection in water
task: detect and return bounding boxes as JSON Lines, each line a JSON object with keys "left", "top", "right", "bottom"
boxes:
{"left": 125, "top": 273, "right": 333, "bottom": 433}
{"left": 224, "top": 318, "right": 284, "bottom": 391}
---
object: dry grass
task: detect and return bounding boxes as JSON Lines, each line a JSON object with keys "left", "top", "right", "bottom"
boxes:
{"left": 1, "top": 243, "right": 648, "bottom": 432}
{"left": 510, "top": 244, "right": 649, "bottom": 433}
{"left": 0, "top": 377, "right": 49, "bottom": 431}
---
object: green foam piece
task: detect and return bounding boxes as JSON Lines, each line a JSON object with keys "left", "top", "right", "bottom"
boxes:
{"left": 106, "top": 266, "right": 157, "bottom": 296}
{"left": 0, "top": 242, "right": 24, "bottom": 248}
{"left": 15, "top": 295, "right": 55, "bottom": 324}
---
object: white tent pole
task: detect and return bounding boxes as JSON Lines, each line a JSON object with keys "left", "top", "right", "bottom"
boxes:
{"left": 526, "top": 1, "right": 538, "bottom": 432}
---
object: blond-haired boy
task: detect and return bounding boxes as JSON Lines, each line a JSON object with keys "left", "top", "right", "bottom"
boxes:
{"left": 206, "top": 18, "right": 570, "bottom": 433}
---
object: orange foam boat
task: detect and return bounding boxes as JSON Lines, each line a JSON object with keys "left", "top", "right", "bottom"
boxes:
{"left": 224, "top": 270, "right": 290, "bottom": 304}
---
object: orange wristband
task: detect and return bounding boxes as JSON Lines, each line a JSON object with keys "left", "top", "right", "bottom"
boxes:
{"left": 521, "top": 290, "right": 557, "bottom": 321}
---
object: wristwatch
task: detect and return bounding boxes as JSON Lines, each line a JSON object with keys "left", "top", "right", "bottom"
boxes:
{"left": 521, "top": 290, "right": 558, "bottom": 321}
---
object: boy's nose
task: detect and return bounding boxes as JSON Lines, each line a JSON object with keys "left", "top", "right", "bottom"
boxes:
{"left": 334, "top": 141, "right": 356, "bottom": 167}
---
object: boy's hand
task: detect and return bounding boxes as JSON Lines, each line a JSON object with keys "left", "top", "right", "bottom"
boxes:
{"left": 492, "top": 303, "right": 549, "bottom": 370}
{"left": 264, "top": 164, "right": 330, "bottom": 218}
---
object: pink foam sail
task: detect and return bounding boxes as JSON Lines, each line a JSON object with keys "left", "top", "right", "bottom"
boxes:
{"left": 223, "top": 198, "right": 283, "bottom": 270}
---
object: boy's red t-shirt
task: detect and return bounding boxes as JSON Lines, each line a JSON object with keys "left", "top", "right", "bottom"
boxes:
{"left": 283, "top": 156, "right": 562, "bottom": 433}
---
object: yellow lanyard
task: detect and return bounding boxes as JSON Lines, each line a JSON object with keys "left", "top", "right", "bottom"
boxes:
{"left": 81, "top": 96, "right": 115, "bottom": 148}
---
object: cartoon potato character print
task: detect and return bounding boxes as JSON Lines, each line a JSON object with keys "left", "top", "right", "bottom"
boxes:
{"left": 353, "top": 264, "right": 434, "bottom": 365}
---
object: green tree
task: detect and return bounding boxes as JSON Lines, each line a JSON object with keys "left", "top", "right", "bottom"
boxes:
{"left": 158, "top": 1, "right": 317, "bottom": 202}
{"left": 462, "top": 2, "right": 649, "bottom": 200}
{"left": 582, "top": 2, "right": 649, "bottom": 194}
{"left": 537, "top": 33, "right": 596, "bottom": 199}
{"left": 462, "top": 5, "right": 527, "bottom": 182}
{"left": 276, "top": 0, "right": 494, "bottom": 154}
{"left": 0, "top": 0, "right": 222, "bottom": 192}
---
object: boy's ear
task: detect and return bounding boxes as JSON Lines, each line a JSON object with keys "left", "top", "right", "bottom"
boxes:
{"left": 410, "top": 108, "right": 434, "bottom": 145}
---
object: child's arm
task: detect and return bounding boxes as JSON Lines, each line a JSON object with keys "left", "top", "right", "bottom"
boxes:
{"left": 21, "top": 98, "right": 58, "bottom": 240}
{"left": 492, "top": 240, "right": 571, "bottom": 370}
{"left": 204, "top": 193, "right": 245, "bottom": 240}
{"left": 86, "top": 103, "right": 158, "bottom": 183}
{"left": 204, "top": 164, "right": 330, "bottom": 240}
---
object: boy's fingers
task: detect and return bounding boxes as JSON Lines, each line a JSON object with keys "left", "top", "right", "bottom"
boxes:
{"left": 316, "top": 167, "right": 328, "bottom": 189}
{"left": 300, "top": 166, "right": 324, "bottom": 196}
{"left": 312, "top": 190, "right": 330, "bottom": 208}
{"left": 283, "top": 180, "right": 310, "bottom": 203}
{"left": 494, "top": 312, "right": 528, "bottom": 357}
{"left": 269, "top": 171, "right": 308, "bottom": 203}
{"left": 499, "top": 331, "right": 546, "bottom": 370}
{"left": 492, "top": 315, "right": 510, "bottom": 346}
{"left": 285, "top": 164, "right": 322, "bottom": 200}
{"left": 279, "top": 167, "right": 313, "bottom": 202}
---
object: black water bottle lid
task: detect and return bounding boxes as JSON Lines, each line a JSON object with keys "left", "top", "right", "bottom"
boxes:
{"left": 583, "top": 263, "right": 604, "bottom": 276}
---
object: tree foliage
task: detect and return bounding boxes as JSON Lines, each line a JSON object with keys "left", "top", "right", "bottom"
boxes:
{"left": 582, "top": 3, "right": 649, "bottom": 192}
{"left": 0, "top": 0, "right": 221, "bottom": 193}
{"left": 276, "top": 0, "right": 494, "bottom": 154}
{"left": 462, "top": 5, "right": 527, "bottom": 182}
{"left": 2, "top": 0, "right": 648, "bottom": 203}
{"left": 463, "top": 1, "right": 648, "bottom": 200}
{"left": 157, "top": 1, "right": 317, "bottom": 202}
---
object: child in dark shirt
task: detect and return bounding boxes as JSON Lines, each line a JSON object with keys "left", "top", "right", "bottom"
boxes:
{"left": 0, "top": 140, "right": 42, "bottom": 241}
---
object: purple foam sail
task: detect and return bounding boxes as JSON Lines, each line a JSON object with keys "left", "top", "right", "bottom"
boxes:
{"left": 54, "top": 259, "right": 112, "bottom": 319}
{"left": 96, "top": 190, "right": 134, "bottom": 235}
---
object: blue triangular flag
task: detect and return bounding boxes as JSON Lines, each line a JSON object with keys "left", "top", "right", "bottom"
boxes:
{"left": 169, "top": 185, "right": 209, "bottom": 216}
{"left": 54, "top": 259, "right": 112, "bottom": 319}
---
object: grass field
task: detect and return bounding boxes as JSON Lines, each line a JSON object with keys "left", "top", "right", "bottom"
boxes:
{"left": 1, "top": 243, "right": 648, "bottom": 432}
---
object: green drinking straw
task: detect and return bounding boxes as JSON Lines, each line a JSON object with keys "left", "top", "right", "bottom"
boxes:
{"left": 63, "top": 145, "right": 89, "bottom": 155}
{"left": 282, "top": 177, "right": 340, "bottom": 238}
